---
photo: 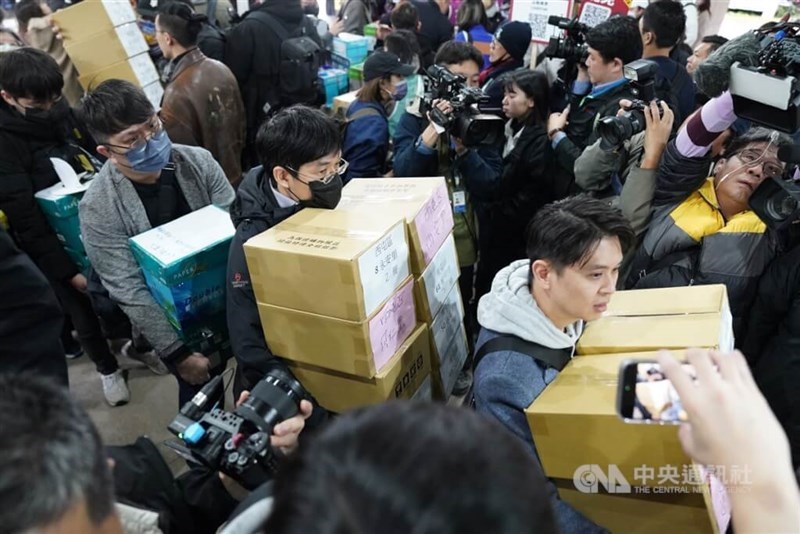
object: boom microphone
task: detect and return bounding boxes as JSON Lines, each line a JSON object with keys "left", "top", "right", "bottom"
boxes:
{"left": 694, "top": 31, "right": 762, "bottom": 98}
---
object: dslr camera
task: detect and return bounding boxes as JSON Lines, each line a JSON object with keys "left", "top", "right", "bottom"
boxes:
{"left": 596, "top": 59, "right": 662, "bottom": 148}
{"left": 729, "top": 21, "right": 800, "bottom": 134}
{"left": 543, "top": 16, "right": 589, "bottom": 64}
{"left": 167, "top": 368, "right": 310, "bottom": 490}
{"left": 421, "top": 64, "right": 503, "bottom": 147}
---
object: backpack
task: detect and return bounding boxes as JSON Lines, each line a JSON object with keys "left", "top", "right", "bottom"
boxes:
{"left": 247, "top": 11, "right": 323, "bottom": 107}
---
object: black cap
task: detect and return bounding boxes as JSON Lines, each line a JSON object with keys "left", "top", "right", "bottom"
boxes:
{"left": 363, "top": 50, "right": 416, "bottom": 82}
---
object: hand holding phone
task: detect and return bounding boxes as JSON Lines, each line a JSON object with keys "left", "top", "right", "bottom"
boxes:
{"left": 617, "top": 359, "right": 695, "bottom": 424}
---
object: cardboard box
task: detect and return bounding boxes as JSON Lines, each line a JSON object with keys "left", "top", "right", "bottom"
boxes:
{"left": 414, "top": 234, "right": 459, "bottom": 323}
{"left": 333, "top": 90, "right": 358, "bottom": 117}
{"left": 244, "top": 208, "right": 410, "bottom": 322}
{"left": 51, "top": 0, "right": 137, "bottom": 40}
{"left": 78, "top": 53, "right": 160, "bottom": 91}
{"left": 577, "top": 285, "right": 734, "bottom": 356}
{"left": 289, "top": 323, "right": 431, "bottom": 413}
{"left": 64, "top": 22, "right": 148, "bottom": 75}
{"left": 258, "top": 277, "right": 417, "bottom": 377}
{"left": 411, "top": 374, "right": 433, "bottom": 402}
{"left": 35, "top": 182, "right": 86, "bottom": 253}
{"left": 340, "top": 178, "right": 454, "bottom": 275}
{"left": 430, "top": 282, "right": 465, "bottom": 361}
{"left": 129, "top": 205, "right": 234, "bottom": 336}
{"left": 320, "top": 68, "right": 349, "bottom": 106}
{"left": 333, "top": 33, "right": 369, "bottom": 63}
{"left": 432, "top": 324, "right": 469, "bottom": 399}
{"left": 526, "top": 352, "right": 728, "bottom": 534}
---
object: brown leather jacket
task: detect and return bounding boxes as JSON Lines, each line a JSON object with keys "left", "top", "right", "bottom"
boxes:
{"left": 161, "top": 48, "right": 245, "bottom": 187}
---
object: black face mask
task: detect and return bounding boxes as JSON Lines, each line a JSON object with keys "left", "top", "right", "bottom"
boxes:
{"left": 300, "top": 173, "right": 343, "bottom": 209}
{"left": 24, "top": 98, "right": 69, "bottom": 125}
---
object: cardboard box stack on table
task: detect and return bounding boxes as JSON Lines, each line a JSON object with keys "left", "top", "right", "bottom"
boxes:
{"left": 525, "top": 285, "right": 734, "bottom": 534}
{"left": 333, "top": 33, "right": 370, "bottom": 91}
{"left": 319, "top": 68, "right": 350, "bottom": 107}
{"left": 338, "top": 178, "right": 465, "bottom": 400}
{"left": 129, "top": 205, "right": 234, "bottom": 357}
{"left": 50, "top": 0, "right": 163, "bottom": 108}
{"left": 244, "top": 208, "right": 433, "bottom": 412}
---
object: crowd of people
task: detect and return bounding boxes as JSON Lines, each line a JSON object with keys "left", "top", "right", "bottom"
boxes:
{"left": 1, "top": 0, "right": 800, "bottom": 532}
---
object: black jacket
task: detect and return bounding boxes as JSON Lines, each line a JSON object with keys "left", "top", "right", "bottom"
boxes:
{"left": 0, "top": 99, "right": 98, "bottom": 282}
{"left": 743, "top": 245, "right": 800, "bottom": 468}
{"left": 411, "top": 0, "right": 453, "bottom": 52}
{"left": 0, "top": 228, "right": 67, "bottom": 384}
{"left": 223, "top": 1, "right": 321, "bottom": 159}
{"left": 226, "top": 166, "right": 301, "bottom": 390}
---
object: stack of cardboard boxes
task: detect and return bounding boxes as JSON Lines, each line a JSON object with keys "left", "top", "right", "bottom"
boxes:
{"left": 244, "top": 207, "right": 432, "bottom": 412}
{"left": 51, "top": 0, "right": 163, "bottom": 108}
{"left": 129, "top": 205, "right": 234, "bottom": 355}
{"left": 525, "top": 285, "right": 734, "bottom": 533}
{"left": 339, "top": 178, "right": 466, "bottom": 400}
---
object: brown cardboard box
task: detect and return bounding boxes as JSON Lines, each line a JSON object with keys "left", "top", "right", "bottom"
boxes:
{"left": 258, "top": 277, "right": 416, "bottom": 377}
{"left": 289, "top": 323, "right": 431, "bottom": 412}
{"left": 577, "top": 285, "right": 734, "bottom": 355}
{"left": 244, "top": 208, "right": 410, "bottom": 322}
{"left": 51, "top": 0, "right": 137, "bottom": 40}
{"left": 77, "top": 53, "right": 160, "bottom": 90}
{"left": 413, "top": 233, "right": 459, "bottom": 323}
{"left": 64, "top": 23, "right": 148, "bottom": 76}
{"left": 526, "top": 352, "right": 727, "bottom": 533}
{"left": 339, "top": 178, "right": 455, "bottom": 275}
{"left": 431, "top": 324, "right": 468, "bottom": 399}
{"left": 333, "top": 90, "right": 358, "bottom": 117}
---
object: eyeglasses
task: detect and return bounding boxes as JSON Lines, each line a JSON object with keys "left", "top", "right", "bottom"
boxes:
{"left": 287, "top": 158, "right": 349, "bottom": 185}
{"left": 15, "top": 94, "right": 62, "bottom": 112}
{"left": 105, "top": 118, "right": 164, "bottom": 156}
{"left": 736, "top": 148, "right": 784, "bottom": 179}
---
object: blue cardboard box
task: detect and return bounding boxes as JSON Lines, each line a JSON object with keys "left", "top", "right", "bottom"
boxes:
{"left": 333, "top": 33, "right": 369, "bottom": 64}
{"left": 35, "top": 182, "right": 86, "bottom": 254}
{"left": 320, "top": 68, "right": 349, "bottom": 106}
{"left": 129, "top": 205, "right": 235, "bottom": 341}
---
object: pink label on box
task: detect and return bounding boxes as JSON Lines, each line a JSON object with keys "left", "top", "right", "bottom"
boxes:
{"left": 368, "top": 281, "right": 416, "bottom": 372}
{"left": 414, "top": 183, "right": 454, "bottom": 265}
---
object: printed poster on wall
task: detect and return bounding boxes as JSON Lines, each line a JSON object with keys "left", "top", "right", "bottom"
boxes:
{"left": 578, "top": 0, "right": 631, "bottom": 27}
{"left": 510, "top": 0, "right": 573, "bottom": 45}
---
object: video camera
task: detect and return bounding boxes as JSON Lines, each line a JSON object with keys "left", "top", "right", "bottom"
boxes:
{"left": 596, "top": 59, "right": 662, "bottom": 148}
{"left": 421, "top": 64, "right": 503, "bottom": 147}
{"left": 166, "top": 368, "right": 310, "bottom": 490}
{"left": 749, "top": 145, "right": 800, "bottom": 230}
{"left": 729, "top": 21, "right": 800, "bottom": 134}
{"left": 543, "top": 16, "right": 589, "bottom": 65}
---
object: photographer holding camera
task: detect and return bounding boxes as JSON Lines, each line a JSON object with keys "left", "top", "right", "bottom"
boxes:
{"left": 546, "top": 16, "right": 642, "bottom": 187}
{"left": 393, "top": 40, "right": 503, "bottom": 367}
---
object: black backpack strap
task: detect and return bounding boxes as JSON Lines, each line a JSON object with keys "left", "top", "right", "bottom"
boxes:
{"left": 473, "top": 335, "right": 571, "bottom": 373}
{"left": 347, "top": 106, "right": 382, "bottom": 121}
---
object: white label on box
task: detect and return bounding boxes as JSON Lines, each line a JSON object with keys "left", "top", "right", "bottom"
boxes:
{"left": 411, "top": 375, "right": 433, "bottom": 402}
{"left": 440, "top": 327, "right": 469, "bottom": 397}
{"left": 357, "top": 222, "right": 410, "bottom": 317}
{"left": 101, "top": 0, "right": 137, "bottom": 26}
{"left": 414, "top": 182, "right": 454, "bottom": 265}
{"left": 130, "top": 205, "right": 234, "bottom": 266}
{"left": 129, "top": 54, "right": 160, "bottom": 87}
{"left": 420, "top": 234, "right": 458, "bottom": 319}
{"left": 368, "top": 280, "right": 416, "bottom": 372}
{"left": 116, "top": 23, "right": 149, "bottom": 57}
{"left": 431, "top": 282, "right": 465, "bottom": 357}
{"left": 143, "top": 82, "right": 164, "bottom": 112}
{"left": 719, "top": 298, "right": 734, "bottom": 352}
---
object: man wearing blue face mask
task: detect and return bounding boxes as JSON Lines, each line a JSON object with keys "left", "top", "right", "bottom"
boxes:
{"left": 342, "top": 50, "right": 415, "bottom": 180}
{"left": 77, "top": 79, "right": 235, "bottom": 404}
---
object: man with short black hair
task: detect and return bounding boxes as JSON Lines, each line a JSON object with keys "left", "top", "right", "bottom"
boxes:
{"left": 473, "top": 194, "right": 634, "bottom": 532}
{"left": 156, "top": 1, "right": 245, "bottom": 187}
{"left": 0, "top": 47, "right": 128, "bottom": 405}
{"left": 686, "top": 34, "right": 727, "bottom": 75}
{"left": 78, "top": 79, "right": 235, "bottom": 405}
{"left": 226, "top": 106, "right": 341, "bottom": 421}
{"left": 639, "top": 0, "right": 694, "bottom": 122}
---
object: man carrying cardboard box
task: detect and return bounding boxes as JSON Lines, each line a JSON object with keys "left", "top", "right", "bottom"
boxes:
{"left": 226, "top": 105, "right": 342, "bottom": 424}
{"left": 472, "top": 195, "right": 634, "bottom": 532}
{"left": 77, "top": 80, "right": 235, "bottom": 403}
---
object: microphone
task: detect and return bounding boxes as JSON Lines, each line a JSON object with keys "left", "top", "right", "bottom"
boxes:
{"left": 694, "top": 31, "right": 762, "bottom": 98}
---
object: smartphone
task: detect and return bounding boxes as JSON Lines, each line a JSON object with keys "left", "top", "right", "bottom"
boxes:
{"left": 617, "top": 360, "right": 696, "bottom": 424}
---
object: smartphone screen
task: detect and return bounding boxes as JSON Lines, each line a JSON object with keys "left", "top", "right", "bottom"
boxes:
{"left": 617, "top": 360, "right": 696, "bottom": 424}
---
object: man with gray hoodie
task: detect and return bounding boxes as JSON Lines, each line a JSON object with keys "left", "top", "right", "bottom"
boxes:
{"left": 473, "top": 194, "right": 635, "bottom": 532}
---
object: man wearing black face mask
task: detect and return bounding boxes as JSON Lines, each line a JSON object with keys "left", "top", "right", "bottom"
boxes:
{"left": 76, "top": 79, "right": 236, "bottom": 406}
{"left": 226, "top": 106, "right": 341, "bottom": 427}
{"left": 0, "top": 47, "right": 133, "bottom": 406}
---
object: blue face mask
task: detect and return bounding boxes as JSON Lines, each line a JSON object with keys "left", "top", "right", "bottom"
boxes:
{"left": 392, "top": 80, "right": 408, "bottom": 101}
{"left": 126, "top": 129, "right": 172, "bottom": 173}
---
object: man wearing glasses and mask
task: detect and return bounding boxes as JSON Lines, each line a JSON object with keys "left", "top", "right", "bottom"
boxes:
{"left": 77, "top": 79, "right": 235, "bottom": 404}
{"left": 226, "top": 105, "right": 342, "bottom": 426}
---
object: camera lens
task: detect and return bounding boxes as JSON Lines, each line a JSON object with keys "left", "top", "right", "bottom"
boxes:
{"left": 236, "top": 368, "right": 309, "bottom": 433}
{"left": 597, "top": 116, "right": 629, "bottom": 148}
{"left": 766, "top": 193, "right": 799, "bottom": 222}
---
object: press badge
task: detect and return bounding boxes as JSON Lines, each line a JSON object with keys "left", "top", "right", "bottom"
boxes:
{"left": 452, "top": 190, "right": 466, "bottom": 214}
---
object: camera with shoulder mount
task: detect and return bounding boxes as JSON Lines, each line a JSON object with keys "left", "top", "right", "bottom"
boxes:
{"left": 543, "top": 16, "right": 589, "bottom": 64}
{"left": 596, "top": 59, "right": 662, "bottom": 149}
{"left": 166, "top": 367, "right": 310, "bottom": 490}
{"left": 421, "top": 64, "right": 504, "bottom": 148}
{"left": 749, "top": 144, "right": 800, "bottom": 230}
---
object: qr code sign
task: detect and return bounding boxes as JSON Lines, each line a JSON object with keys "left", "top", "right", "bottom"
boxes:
{"left": 528, "top": 13, "right": 548, "bottom": 42}
{"left": 579, "top": 3, "right": 612, "bottom": 28}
